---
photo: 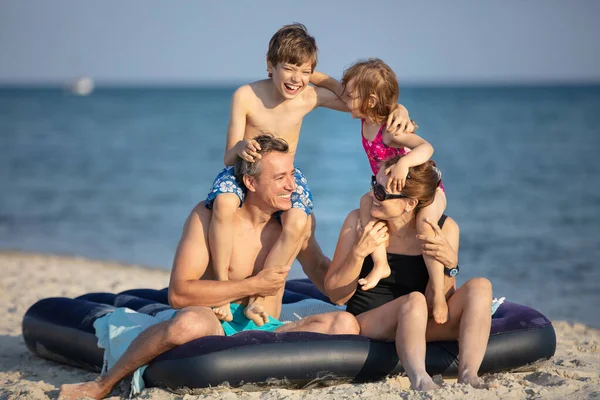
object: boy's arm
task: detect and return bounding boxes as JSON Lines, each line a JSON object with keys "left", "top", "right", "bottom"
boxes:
{"left": 224, "top": 86, "right": 250, "bottom": 166}
{"left": 310, "top": 71, "right": 348, "bottom": 112}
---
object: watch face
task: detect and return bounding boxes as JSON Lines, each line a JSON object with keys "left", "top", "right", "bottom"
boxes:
{"left": 449, "top": 268, "right": 458, "bottom": 277}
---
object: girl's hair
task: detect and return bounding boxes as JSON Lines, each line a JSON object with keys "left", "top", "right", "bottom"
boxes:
{"left": 341, "top": 58, "right": 399, "bottom": 124}
{"left": 382, "top": 156, "right": 441, "bottom": 213}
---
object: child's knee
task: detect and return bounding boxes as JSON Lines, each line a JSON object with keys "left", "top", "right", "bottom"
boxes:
{"left": 282, "top": 210, "right": 309, "bottom": 239}
{"left": 213, "top": 194, "right": 240, "bottom": 220}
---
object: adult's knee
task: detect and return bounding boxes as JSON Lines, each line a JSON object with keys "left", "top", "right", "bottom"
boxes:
{"left": 397, "top": 292, "right": 428, "bottom": 318}
{"left": 166, "top": 307, "right": 221, "bottom": 346}
{"left": 465, "top": 277, "right": 493, "bottom": 299}
{"left": 329, "top": 311, "right": 360, "bottom": 335}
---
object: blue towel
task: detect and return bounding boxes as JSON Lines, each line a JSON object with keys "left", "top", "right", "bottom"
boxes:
{"left": 94, "top": 307, "right": 177, "bottom": 397}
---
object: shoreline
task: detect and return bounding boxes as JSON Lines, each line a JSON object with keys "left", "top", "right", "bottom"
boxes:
{"left": 1, "top": 251, "right": 599, "bottom": 399}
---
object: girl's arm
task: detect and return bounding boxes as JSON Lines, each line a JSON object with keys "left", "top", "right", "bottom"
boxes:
{"left": 383, "top": 132, "right": 435, "bottom": 192}
{"left": 325, "top": 210, "right": 388, "bottom": 305}
{"left": 310, "top": 70, "right": 344, "bottom": 96}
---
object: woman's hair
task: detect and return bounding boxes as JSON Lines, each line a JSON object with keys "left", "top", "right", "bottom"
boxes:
{"left": 382, "top": 155, "right": 441, "bottom": 213}
{"left": 341, "top": 58, "right": 399, "bottom": 124}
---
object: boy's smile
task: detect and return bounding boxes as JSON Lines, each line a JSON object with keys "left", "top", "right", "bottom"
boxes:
{"left": 269, "top": 62, "right": 312, "bottom": 100}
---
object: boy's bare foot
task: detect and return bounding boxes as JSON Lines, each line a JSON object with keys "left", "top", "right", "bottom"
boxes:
{"left": 58, "top": 380, "right": 110, "bottom": 400}
{"left": 212, "top": 304, "right": 233, "bottom": 322}
{"left": 411, "top": 375, "right": 440, "bottom": 391}
{"left": 357, "top": 263, "right": 391, "bottom": 291}
{"left": 432, "top": 293, "right": 449, "bottom": 324}
{"left": 244, "top": 300, "right": 269, "bottom": 327}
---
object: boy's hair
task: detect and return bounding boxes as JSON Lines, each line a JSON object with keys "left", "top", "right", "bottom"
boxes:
{"left": 382, "top": 155, "right": 441, "bottom": 213}
{"left": 234, "top": 134, "right": 289, "bottom": 186}
{"left": 267, "top": 23, "right": 318, "bottom": 72}
{"left": 341, "top": 58, "right": 399, "bottom": 124}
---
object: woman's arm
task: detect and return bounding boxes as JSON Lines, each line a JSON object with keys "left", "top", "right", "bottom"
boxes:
{"left": 325, "top": 210, "right": 389, "bottom": 305}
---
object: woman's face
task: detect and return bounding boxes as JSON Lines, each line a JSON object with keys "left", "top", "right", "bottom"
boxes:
{"left": 369, "top": 170, "right": 410, "bottom": 220}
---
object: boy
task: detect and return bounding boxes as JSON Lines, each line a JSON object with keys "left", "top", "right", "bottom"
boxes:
{"left": 207, "top": 23, "right": 412, "bottom": 325}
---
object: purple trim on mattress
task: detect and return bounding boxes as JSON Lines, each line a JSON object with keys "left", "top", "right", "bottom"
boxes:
{"left": 490, "top": 301, "right": 551, "bottom": 335}
{"left": 155, "top": 331, "right": 366, "bottom": 362}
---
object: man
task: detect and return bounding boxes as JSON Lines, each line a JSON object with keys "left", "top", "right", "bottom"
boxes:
{"left": 58, "top": 134, "right": 359, "bottom": 400}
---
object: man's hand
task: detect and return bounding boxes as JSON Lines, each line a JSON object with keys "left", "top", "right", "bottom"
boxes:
{"left": 251, "top": 265, "right": 291, "bottom": 297}
{"left": 386, "top": 104, "right": 417, "bottom": 134}
{"left": 417, "top": 218, "right": 458, "bottom": 269}
{"left": 236, "top": 139, "right": 262, "bottom": 162}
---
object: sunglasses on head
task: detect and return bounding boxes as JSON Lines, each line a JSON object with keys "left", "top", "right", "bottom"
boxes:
{"left": 371, "top": 175, "right": 410, "bottom": 202}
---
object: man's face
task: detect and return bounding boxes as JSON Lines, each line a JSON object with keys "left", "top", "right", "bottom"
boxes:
{"left": 268, "top": 62, "right": 312, "bottom": 100}
{"left": 248, "top": 151, "right": 296, "bottom": 211}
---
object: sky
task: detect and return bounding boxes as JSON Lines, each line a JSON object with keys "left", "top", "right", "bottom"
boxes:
{"left": 1, "top": 0, "right": 599, "bottom": 86}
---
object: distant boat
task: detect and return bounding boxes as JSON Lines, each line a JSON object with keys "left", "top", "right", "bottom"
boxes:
{"left": 69, "top": 77, "right": 94, "bottom": 96}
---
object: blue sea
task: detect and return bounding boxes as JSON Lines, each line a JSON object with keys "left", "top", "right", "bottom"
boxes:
{"left": 1, "top": 85, "right": 599, "bottom": 327}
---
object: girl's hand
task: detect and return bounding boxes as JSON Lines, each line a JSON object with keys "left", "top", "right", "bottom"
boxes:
{"left": 353, "top": 219, "right": 389, "bottom": 258}
{"left": 387, "top": 105, "right": 417, "bottom": 134}
{"left": 417, "top": 218, "right": 458, "bottom": 269}
{"left": 384, "top": 160, "right": 409, "bottom": 193}
{"left": 236, "top": 139, "right": 262, "bottom": 162}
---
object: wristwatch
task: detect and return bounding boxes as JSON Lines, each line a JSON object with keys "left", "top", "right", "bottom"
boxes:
{"left": 444, "top": 265, "right": 459, "bottom": 277}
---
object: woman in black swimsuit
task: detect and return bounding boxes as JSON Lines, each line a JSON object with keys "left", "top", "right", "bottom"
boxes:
{"left": 325, "top": 155, "right": 493, "bottom": 391}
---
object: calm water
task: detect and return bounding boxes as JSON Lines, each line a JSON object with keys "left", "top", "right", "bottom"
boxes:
{"left": 1, "top": 86, "right": 599, "bottom": 327}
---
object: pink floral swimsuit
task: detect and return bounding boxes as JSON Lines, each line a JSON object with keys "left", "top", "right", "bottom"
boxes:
{"left": 361, "top": 120, "right": 444, "bottom": 190}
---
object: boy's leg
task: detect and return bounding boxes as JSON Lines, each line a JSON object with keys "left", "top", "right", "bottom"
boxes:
{"left": 417, "top": 188, "right": 448, "bottom": 324}
{"left": 210, "top": 193, "right": 241, "bottom": 322}
{"left": 205, "top": 167, "right": 244, "bottom": 322}
{"left": 58, "top": 307, "right": 224, "bottom": 400}
{"left": 357, "top": 192, "right": 391, "bottom": 291}
{"left": 245, "top": 207, "right": 309, "bottom": 326}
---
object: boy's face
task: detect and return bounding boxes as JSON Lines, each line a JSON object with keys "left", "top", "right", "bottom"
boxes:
{"left": 268, "top": 62, "right": 313, "bottom": 100}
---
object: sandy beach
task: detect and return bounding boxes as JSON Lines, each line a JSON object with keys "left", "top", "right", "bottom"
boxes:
{"left": 1, "top": 251, "right": 598, "bottom": 400}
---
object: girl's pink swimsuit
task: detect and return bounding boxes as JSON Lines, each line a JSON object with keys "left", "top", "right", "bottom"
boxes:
{"left": 361, "top": 120, "right": 444, "bottom": 190}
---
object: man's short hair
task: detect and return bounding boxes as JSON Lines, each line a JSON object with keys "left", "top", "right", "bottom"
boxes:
{"left": 267, "top": 23, "right": 318, "bottom": 72}
{"left": 234, "top": 134, "right": 289, "bottom": 186}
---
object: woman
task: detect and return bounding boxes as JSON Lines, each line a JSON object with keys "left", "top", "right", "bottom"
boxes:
{"left": 325, "top": 155, "right": 493, "bottom": 391}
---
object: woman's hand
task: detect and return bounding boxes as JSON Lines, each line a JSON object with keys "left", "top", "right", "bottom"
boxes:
{"left": 353, "top": 219, "right": 389, "bottom": 258}
{"left": 417, "top": 218, "right": 458, "bottom": 269}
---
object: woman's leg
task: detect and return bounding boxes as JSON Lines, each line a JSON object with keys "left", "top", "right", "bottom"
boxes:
{"left": 356, "top": 292, "right": 439, "bottom": 391}
{"left": 425, "top": 277, "right": 493, "bottom": 388}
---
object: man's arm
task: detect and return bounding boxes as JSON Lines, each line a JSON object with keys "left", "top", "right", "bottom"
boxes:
{"left": 296, "top": 214, "right": 330, "bottom": 294}
{"left": 224, "top": 86, "right": 250, "bottom": 166}
{"left": 168, "top": 203, "right": 289, "bottom": 308}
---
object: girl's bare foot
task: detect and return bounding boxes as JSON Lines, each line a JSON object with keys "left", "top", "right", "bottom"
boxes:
{"left": 58, "top": 380, "right": 110, "bottom": 400}
{"left": 357, "top": 263, "right": 391, "bottom": 291}
{"left": 431, "top": 292, "right": 449, "bottom": 324}
{"left": 244, "top": 299, "right": 269, "bottom": 326}
{"left": 212, "top": 304, "right": 233, "bottom": 322}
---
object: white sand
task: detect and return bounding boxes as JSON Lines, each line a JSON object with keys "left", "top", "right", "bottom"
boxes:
{"left": 1, "top": 251, "right": 598, "bottom": 400}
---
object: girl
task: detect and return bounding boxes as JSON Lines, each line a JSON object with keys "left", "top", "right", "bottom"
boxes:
{"left": 311, "top": 59, "right": 449, "bottom": 324}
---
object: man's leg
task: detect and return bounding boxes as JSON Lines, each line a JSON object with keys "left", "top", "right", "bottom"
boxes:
{"left": 58, "top": 307, "right": 224, "bottom": 400}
